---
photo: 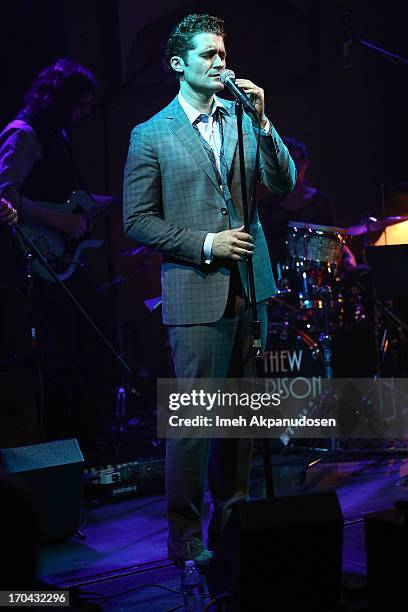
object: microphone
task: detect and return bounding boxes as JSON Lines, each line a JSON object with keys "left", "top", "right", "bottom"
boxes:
{"left": 220, "top": 69, "right": 258, "bottom": 119}
{"left": 341, "top": 10, "right": 353, "bottom": 69}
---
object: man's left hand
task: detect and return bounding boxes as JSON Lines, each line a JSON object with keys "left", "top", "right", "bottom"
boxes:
{"left": 234, "top": 78, "right": 267, "bottom": 127}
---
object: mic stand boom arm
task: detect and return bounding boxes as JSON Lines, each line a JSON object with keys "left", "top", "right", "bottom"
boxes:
{"left": 352, "top": 35, "right": 408, "bottom": 66}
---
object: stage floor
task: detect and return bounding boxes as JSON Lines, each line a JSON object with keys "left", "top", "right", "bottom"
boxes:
{"left": 38, "top": 447, "right": 408, "bottom": 611}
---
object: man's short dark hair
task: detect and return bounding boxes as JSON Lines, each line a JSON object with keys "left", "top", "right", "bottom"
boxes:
{"left": 165, "top": 14, "right": 225, "bottom": 75}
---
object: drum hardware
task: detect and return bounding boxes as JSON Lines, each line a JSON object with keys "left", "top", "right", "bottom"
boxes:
{"left": 103, "top": 248, "right": 148, "bottom": 457}
{"left": 280, "top": 216, "right": 408, "bottom": 343}
{"left": 100, "top": 245, "right": 162, "bottom": 458}
{"left": 335, "top": 283, "right": 367, "bottom": 330}
{"left": 316, "top": 284, "right": 336, "bottom": 450}
{"left": 275, "top": 262, "right": 289, "bottom": 293}
{"left": 109, "top": 320, "right": 140, "bottom": 456}
{"left": 313, "top": 286, "right": 335, "bottom": 385}
{"left": 364, "top": 245, "right": 408, "bottom": 378}
{"left": 270, "top": 221, "right": 352, "bottom": 451}
{"left": 306, "top": 238, "right": 408, "bottom": 458}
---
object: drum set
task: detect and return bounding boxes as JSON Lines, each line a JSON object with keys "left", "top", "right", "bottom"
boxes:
{"left": 264, "top": 216, "right": 408, "bottom": 381}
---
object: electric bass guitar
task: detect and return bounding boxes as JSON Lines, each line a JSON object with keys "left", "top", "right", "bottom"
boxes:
{"left": 18, "top": 190, "right": 113, "bottom": 283}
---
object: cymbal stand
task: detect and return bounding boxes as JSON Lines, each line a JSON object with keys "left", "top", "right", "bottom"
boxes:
{"left": 318, "top": 284, "right": 334, "bottom": 379}
{"left": 317, "top": 283, "right": 337, "bottom": 451}
{"left": 296, "top": 265, "right": 338, "bottom": 458}
{"left": 96, "top": 251, "right": 151, "bottom": 460}
{"left": 289, "top": 276, "right": 337, "bottom": 477}
{"left": 111, "top": 321, "right": 128, "bottom": 457}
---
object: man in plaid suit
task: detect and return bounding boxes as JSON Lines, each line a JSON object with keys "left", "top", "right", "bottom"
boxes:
{"left": 123, "top": 14, "right": 296, "bottom": 567}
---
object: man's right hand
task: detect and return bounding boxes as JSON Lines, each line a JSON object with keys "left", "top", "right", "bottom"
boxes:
{"left": 51, "top": 212, "right": 88, "bottom": 239}
{"left": 212, "top": 225, "right": 255, "bottom": 261}
{"left": 0, "top": 198, "right": 18, "bottom": 225}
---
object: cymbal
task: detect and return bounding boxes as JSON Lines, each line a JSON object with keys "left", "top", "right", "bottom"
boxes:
{"left": 347, "top": 216, "right": 408, "bottom": 236}
{"left": 287, "top": 216, "right": 408, "bottom": 237}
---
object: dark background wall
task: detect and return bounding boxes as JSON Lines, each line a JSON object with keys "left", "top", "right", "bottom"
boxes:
{"left": 2, "top": 1, "right": 406, "bottom": 216}
{"left": 1, "top": 0, "right": 407, "bottom": 394}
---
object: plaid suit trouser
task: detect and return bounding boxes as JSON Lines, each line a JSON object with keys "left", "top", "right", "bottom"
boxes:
{"left": 165, "top": 293, "right": 268, "bottom": 546}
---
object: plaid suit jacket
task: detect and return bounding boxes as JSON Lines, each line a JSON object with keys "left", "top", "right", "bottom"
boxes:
{"left": 123, "top": 96, "right": 296, "bottom": 325}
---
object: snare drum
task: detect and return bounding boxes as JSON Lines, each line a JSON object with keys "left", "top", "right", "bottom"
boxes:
{"left": 284, "top": 221, "right": 346, "bottom": 311}
{"left": 286, "top": 221, "right": 345, "bottom": 265}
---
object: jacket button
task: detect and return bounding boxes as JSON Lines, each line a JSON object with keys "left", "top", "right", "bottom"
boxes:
{"left": 221, "top": 207, "right": 228, "bottom": 215}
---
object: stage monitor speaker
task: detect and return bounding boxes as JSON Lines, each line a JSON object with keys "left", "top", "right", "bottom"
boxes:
{"left": 207, "top": 491, "right": 343, "bottom": 612}
{"left": 364, "top": 506, "right": 407, "bottom": 612}
{"left": 0, "top": 438, "right": 84, "bottom": 543}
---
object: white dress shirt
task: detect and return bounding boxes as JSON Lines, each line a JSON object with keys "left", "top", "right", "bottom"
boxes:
{"left": 178, "top": 92, "right": 270, "bottom": 264}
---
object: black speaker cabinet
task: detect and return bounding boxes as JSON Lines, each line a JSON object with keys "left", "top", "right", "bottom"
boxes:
{"left": 207, "top": 491, "right": 344, "bottom": 611}
{"left": 365, "top": 507, "right": 407, "bottom": 612}
{"left": 0, "top": 438, "right": 84, "bottom": 543}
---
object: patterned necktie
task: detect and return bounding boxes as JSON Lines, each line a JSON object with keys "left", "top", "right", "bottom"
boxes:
{"left": 193, "top": 112, "right": 232, "bottom": 203}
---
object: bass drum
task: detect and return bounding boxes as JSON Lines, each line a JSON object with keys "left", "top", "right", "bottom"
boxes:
{"left": 263, "top": 322, "right": 324, "bottom": 378}
{"left": 262, "top": 322, "right": 326, "bottom": 448}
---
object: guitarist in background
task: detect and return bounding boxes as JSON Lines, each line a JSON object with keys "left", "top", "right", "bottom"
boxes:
{"left": 0, "top": 58, "right": 118, "bottom": 450}
{"left": 0, "top": 57, "right": 118, "bottom": 234}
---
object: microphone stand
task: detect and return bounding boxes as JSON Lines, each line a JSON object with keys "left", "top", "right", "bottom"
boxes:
{"left": 351, "top": 35, "right": 408, "bottom": 67}
{"left": 235, "top": 100, "right": 275, "bottom": 499}
{"left": 22, "top": 239, "right": 45, "bottom": 441}
{"left": 13, "top": 223, "right": 131, "bottom": 376}
{"left": 342, "top": 9, "right": 408, "bottom": 70}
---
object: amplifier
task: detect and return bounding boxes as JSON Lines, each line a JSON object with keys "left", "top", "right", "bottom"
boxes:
{"left": 0, "top": 439, "right": 84, "bottom": 543}
{"left": 84, "top": 456, "right": 165, "bottom": 499}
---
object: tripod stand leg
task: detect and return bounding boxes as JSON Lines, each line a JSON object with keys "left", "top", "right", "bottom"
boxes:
{"left": 112, "top": 386, "right": 126, "bottom": 454}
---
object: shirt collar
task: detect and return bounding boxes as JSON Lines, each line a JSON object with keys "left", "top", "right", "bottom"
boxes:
{"left": 178, "top": 92, "right": 230, "bottom": 125}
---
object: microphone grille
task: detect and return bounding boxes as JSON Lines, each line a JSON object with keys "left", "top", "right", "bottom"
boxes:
{"left": 220, "top": 69, "right": 235, "bottom": 84}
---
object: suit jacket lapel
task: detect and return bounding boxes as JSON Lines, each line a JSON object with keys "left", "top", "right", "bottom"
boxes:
{"left": 221, "top": 110, "right": 238, "bottom": 172}
{"left": 165, "top": 97, "right": 223, "bottom": 196}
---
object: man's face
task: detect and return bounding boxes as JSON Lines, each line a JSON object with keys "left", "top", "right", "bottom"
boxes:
{"left": 179, "top": 32, "right": 226, "bottom": 95}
